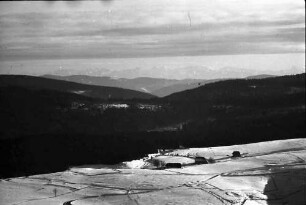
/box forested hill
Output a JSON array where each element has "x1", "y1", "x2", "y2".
[
  {"x1": 0, "y1": 73, "x2": 304, "y2": 178},
  {"x1": 0, "y1": 75, "x2": 155, "y2": 100},
  {"x1": 163, "y1": 73, "x2": 305, "y2": 106},
  {"x1": 157, "y1": 73, "x2": 305, "y2": 147}
]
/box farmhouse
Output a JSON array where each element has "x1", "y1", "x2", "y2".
[
  {"x1": 232, "y1": 151, "x2": 241, "y2": 158},
  {"x1": 195, "y1": 157, "x2": 208, "y2": 164},
  {"x1": 165, "y1": 163, "x2": 182, "y2": 168}
]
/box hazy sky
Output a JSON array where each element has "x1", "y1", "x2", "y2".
[{"x1": 0, "y1": 0, "x2": 305, "y2": 78}]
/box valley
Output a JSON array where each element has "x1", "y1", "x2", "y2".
[{"x1": 0, "y1": 74, "x2": 304, "y2": 179}]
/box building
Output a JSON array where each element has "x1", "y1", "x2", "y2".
[
  {"x1": 165, "y1": 163, "x2": 182, "y2": 168},
  {"x1": 232, "y1": 151, "x2": 241, "y2": 158},
  {"x1": 195, "y1": 157, "x2": 208, "y2": 164}
]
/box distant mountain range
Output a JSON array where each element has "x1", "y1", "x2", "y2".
[
  {"x1": 42, "y1": 74, "x2": 209, "y2": 97},
  {"x1": 0, "y1": 75, "x2": 155, "y2": 100},
  {"x1": 42, "y1": 74, "x2": 277, "y2": 97},
  {"x1": 48, "y1": 65, "x2": 303, "y2": 80}
]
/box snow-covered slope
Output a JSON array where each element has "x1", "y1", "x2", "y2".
[{"x1": 1, "y1": 139, "x2": 305, "y2": 205}]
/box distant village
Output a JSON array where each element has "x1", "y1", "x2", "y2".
[{"x1": 58, "y1": 101, "x2": 162, "y2": 114}]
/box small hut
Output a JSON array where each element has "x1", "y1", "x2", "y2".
[
  {"x1": 195, "y1": 157, "x2": 208, "y2": 164},
  {"x1": 232, "y1": 151, "x2": 241, "y2": 158},
  {"x1": 165, "y1": 163, "x2": 182, "y2": 168},
  {"x1": 157, "y1": 149, "x2": 165, "y2": 155}
]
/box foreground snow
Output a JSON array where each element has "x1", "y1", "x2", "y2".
[{"x1": 1, "y1": 139, "x2": 305, "y2": 205}]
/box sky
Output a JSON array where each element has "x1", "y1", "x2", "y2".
[{"x1": 0, "y1": 0, "x2": 305, "y2": 78}]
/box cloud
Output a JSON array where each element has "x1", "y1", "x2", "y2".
[{"x1": 0, "y1": 0, "x2": 304, "y2": 60}]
